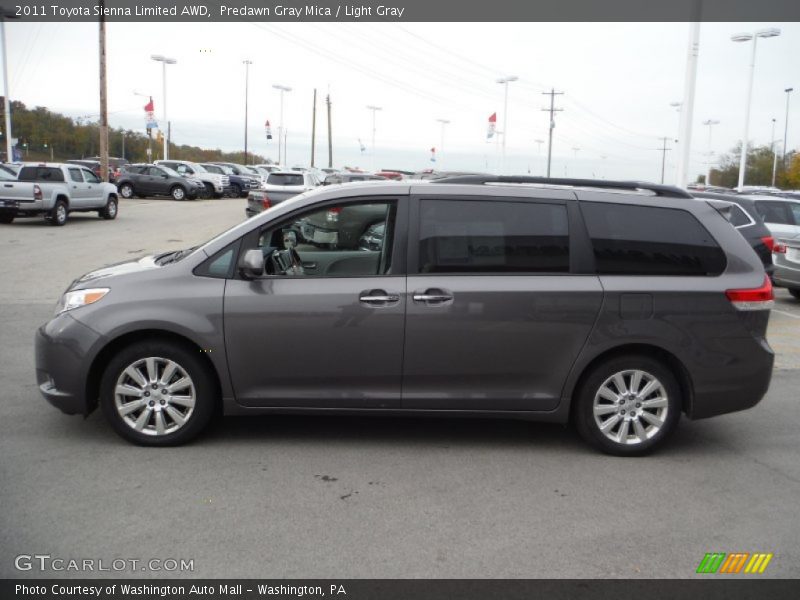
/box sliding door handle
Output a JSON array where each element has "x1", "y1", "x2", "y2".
[{"x1": 412, "y1": 288, "x2": 454, "y2": 304}]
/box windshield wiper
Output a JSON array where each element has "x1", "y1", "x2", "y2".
[{"x1": 156, "y1": 246, "x2": 197, "y2": 266}]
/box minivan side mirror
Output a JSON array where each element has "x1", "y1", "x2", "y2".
[{"x1": 239, "y1": 249, "x2": 264, "y2": 279}]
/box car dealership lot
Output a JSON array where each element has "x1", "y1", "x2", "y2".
[{"x1": 2, "y1": 197, "x2": 800, "y2": 578}]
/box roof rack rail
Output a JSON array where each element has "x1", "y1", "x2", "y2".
[{"x1": 429, "y1": 175, "x2": 693, "y2": 199}]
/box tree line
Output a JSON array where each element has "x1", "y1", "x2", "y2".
[
  {"x1": 0, "y1": 98, "x2": 269, "y2": 165},
  {"x1": 707, "y1": 142, "x2": 798, "y2": 189}
]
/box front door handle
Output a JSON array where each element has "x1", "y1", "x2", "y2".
[
  {"x1": 412, "y1": 288, "x2": 454, "y2": 305},
  {"x1": 359, "y1": 289, "x2": 400, "y2": 306}
]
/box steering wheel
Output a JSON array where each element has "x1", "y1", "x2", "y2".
[{"x1": 269, "y1": 248, "x2": 305, "y2": 276}]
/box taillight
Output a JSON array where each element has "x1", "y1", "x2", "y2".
[
  {"x1": 725, "y1": 276, "x2": 774, "y2": 311},
  {"x1": 326, "y1": 206, "x2": 342, "y2": 222},
  {"x1": 33, "y1": 184, "x2": 42, "y2": 201},
  {"x1": 773, "y1": 242, "x2": 787, "y2": 254},
  {"x1": 761, "y1": 236, "x2": 775, "y2": 252},
  {"x1": 261, "y1": 195, "x2": 271, "y2": 209}
]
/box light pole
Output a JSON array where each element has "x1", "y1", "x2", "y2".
[
  {"x1": 436, "y1": 118, "x2": 449, "y2": 169},
  {"x1": 770, "y1": 118, "x2": 780, "y2": 187},
  {"x1": 731, "y1": 28, "x2": 781, "y2": 190},
  {"x1": 366, "y1": 105, "x2": 382, "y2": 172},
  {"x1": 784, "y1": 87, "x2": 794, "y2": 171},
  {"x1": 669, "y1": 102, "x2": 682, "y2": 183},
  {"x1": 497, "y1": 75, "x2": 518, "y2": 174},
  {"x1": 272, "y1": 84, "x2": 292, "y2": 165},
  {"x1": 702, "y1": 119, "x2": 719, "y2": 186},
  {"x1": 535, "y1": 138, "x2": 544, "y2": 175},
  {"x1": 242, "y1": 60, "x2": 252, "y2": 164},
  {"x1": 151, "y1": 54, "x2": 176, "y2": 160},
  {"x1": 571, "y1": 147, "x2": 580, "y2": 177}
]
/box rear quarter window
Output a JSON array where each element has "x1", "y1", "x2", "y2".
[
  {"x1": 268, "y1": 173, "x2": 304, "y2": 186},
  {"x1": 581, "y1": 202, "x2": 727, "y2": 276}
]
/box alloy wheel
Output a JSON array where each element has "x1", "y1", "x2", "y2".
[
  {"x1": 592, "y1": 369, "x2": 669, "y2": 445},
  {"x1": 114, "y1": 356, "x2": 196, "y2": 436}
]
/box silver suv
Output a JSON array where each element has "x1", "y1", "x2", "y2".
[{"x1": 35, "y1": 176, "x2": 774, "y2": 455}]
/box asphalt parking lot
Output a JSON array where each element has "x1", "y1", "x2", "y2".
[{"x1": 1, "y1": 196, "x2": 800, "y2": 579}]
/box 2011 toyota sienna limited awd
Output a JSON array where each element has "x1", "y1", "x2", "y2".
[{"x1": 35, "y1": 176, "x2": 775, "y2": 455}]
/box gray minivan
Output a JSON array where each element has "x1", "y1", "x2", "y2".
[{"x1": 35, "y1": 176, "x2": 775, "y2": 455}]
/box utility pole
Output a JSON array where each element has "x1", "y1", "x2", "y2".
[
  {"x1": 541, "y1": 88, "x2": 564, "y2": 178},
  {"x1": 1, "y1": 12, "x2": 14, "y2": 163},
  {"x1": 326, "y1": 93, "x2": 333, "y2": 168},
  {"x1": 784, "y1": 87, "x2": 794, "y2": 171},
  {"x1": 243, "y1": 60, "x2": 252, "y2": 164},
  {"x1": 97, "y1": 0, "x2": 109, "y2": 181},
  {"x1": 366, "y1": 105, "x2": 382, "y2": 172},
  {"x1": 659, "y1": 137, "x2": 672, "y2": 184},
  {"x1": 702, "y1": 119, "x2": 719, "y2": 185},
  {"x1": 771, "y1": 118, "x2": 779, "y2": 187},
  {"x1": 311, "y1": 88, "x2": 317, "y2": 167}
]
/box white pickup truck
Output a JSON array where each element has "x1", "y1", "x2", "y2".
[
  {"x1": 0, "y1": 163, "x2": 119, "y2": 226},
  {"x1": 245, "y1": 170, "x2": 321, "y2": 218}
]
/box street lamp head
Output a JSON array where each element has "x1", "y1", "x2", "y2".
[
  {"x1": 151, "y1": 55, "x2": 176, "y2": 64},
  {"x1": 366, "y1": 105, "x2": 382, "y2": 111},
  {"x1": 756, "y1": 28, "x2": 781, "y2": 38},
  {"x1": 731, "y1": 33, "x2": 754, "y2": 42},
  {"x1": 786, "y1": 87, "x2": 795, "y2": 93},
  {"x1": 437, "y1": 118, "x2": 450, "y2": 125},
  {"x1": 150, "y1": 54, "x2": 164, "y2": 61},
  {"x1": 497, "y1": 76, "x2": 518, "y2": 84},
  {"x1": 272, "y1": 84, "x2": 292, "y2": 92},
  {"x1": 243, "y1": 59, "x2": 253, "y2": 65},
  {"x1": 703, "y1": 119, "x2": 720, "y2": 126}
]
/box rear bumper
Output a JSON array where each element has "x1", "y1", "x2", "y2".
[
  {"x1": 687, "y1": 335, "x2": 774, "y2": 420},
  {"x1": 35, "y1": 313, "x2": 104, "y2": 415},
  {"x1": 772, "y1": 261, "x2": 800, "y2": 290}
]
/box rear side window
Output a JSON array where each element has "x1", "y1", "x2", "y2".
[
  {"x1": 68, "y1": 168, "x2": 83, "y2": 183},
  {"x1": 754, "y1": 201, "x2": 796, "y2": 225},
  {"x1": 18, "y1": 167, "x2": 65, "y2": 182},
  {"x1": 418, "y1": 199, "x2": 570, "y2": 274},
  {"x1": 268, "y1": 173, "x2": 304, "y2": 186},
  {"x1": 581, "y1": 203, "x2": 726, "y2": 276},
  {"x1": 729, "y1": 205, "x2": 753, "y2": 228}
]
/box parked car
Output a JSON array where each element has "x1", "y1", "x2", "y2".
[
  {"x1": 745, "y1": 195, "x2": 800, "y2": 241},
  {"x1": 298, "y1": 202, "x2": 388, "y2": 249},
  {"x1": 201, "y1": 163, "x2": 257, "y2": 198},
  {"x1": 155, "y1": 160, "x2": 230, "y2": 199},
  {"x1": 116, "y1": 164, "x2": 205, "y2": 201},
  {"x1": 35, "y1": 175, "x2": 774, "y2": 454},
  {"x1": 245, "y1": 170, "x2": 321, "y2": 217},
  {"x1": 210, "y1": 162, "x2": 262, "y2": 196},
  {"x1": 771, "y1": 238, "x2": 800, "y2": 300},
  {"x1": 66, "y1": 159, "x2": 116, "y2": 183},
  {"x1": 0, "y1": 163, "x2": 118, "y2": 225},
  {"x1": 255, "y1": 164, "x2": 282, "y2": 174},
  {"x1": 691, "y1": 192, "x2": 775, "y2": 274},
  {"x1": 323, "y1": 172, "x2": 387, "y2": 185}
]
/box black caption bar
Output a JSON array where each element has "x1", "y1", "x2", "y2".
[
  {"x1": 3, "y1": 579, "x2": 800, "y2": 600},
  {"x1": 2, "y1": 0, "x2": 800, "y2": 22}
]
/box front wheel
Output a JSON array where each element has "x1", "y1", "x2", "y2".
[
  {"x1": 574, "y1": 355, "x2": 681, "y2": 456},
  {"x1": 788, "y1": 288, "x2": 800, "y2": 301},
  {"x1": 230, "y1": 183, "x2": 242, "y2": 198},
  {"x1": 100, "y1": 341, "x2": 217, "y2": 446},
  {"x1": 99, "y1": 196, "x2": 118, "y2": 220},
  {"x1": 171, "y1": 186, "x2": 186, "y2": 201}
]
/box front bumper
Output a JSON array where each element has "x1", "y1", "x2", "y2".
[{"x1": 35, "y1": 313, "x2": 104, "y2": 415}]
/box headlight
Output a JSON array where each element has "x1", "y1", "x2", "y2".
[{"x1": 56, "y1": 288, "x2": 110, "y2": 314}]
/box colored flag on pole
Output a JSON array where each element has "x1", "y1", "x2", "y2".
[
  {"x1": 487, "y1": 112, "x2": 497, "y2": 139},
  {"x1": 144, "y1": 97, "x2": 158, "y2": 130},
  {"x1": 265, "y1": 120, "x2": 273, "y2": 140},
  {"x1": 430, "y1": 147, "x2": 436, "y2": 162}
]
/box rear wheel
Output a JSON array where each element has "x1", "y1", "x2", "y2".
[
  {"x1": 49, "y1": 199, "x2": 68, "y2": 226},
  {"x1": 574, "y1": 355, "x2": 681, "y2": 456},
  {"x1": 0, "y1": 214, "x2": 13, "y2": 224},
  {"x1": 100, "y1": 341, "x2": 217, "y2": 446},
  {"x1": 99, "y1": 196, "x2": 118, "y2": 220},
  {"x1": 788, "y1": 288, "x2": 800, "y2": 300},
  {"x1": 230, "y1": 183, "x2": 242, "y2": 198},
  {"x1": 119, "y1": 183, "x2": 134, "y2": 199}
]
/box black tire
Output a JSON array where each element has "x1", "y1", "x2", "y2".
[
  {"x1": 573, "y1": 355, "x2": 681, "y2": 456},
  {"x1": 230, "y1": 183, "x2": 242, "y2": 198},
  {"x1": 788, "y1": 288, "x2": 800, "y2": 300},
  {"x1": 49, "y1": 199, "x2": 68, "y2": 226},
  {"x1": 171, "y1": 185, "x2": 187, "y2": 201},
  {"x1": 118, "y1": 183, "x2": 134, "y2": 199},
  {"x1": 203, "y1": 183, "x2": 214, "y2": 199},
  {"x1": 99, "y1": 340, "x2": 217, "y2": 446},
  {"x1": 99, "y1": 196, "x2": 118, "y2": 220},
  {"x1": 0, "y1": 214, "x2": 13, "y2": 224}
]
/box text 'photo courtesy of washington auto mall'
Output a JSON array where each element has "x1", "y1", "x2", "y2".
[{"x1": 2, "y1": 0, "x2": 800, "y2": 598}]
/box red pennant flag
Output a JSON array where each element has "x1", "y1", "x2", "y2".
[
  {"x1": 487, "y1": 112, "x2": 497, "y2": 139},
  {"x1": 144, "y1": 97, "x2": 154, "y2": 112}
]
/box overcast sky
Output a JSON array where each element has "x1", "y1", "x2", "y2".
[{"x1": 4, "y1": 21, "x2": 799, "y2": 181}]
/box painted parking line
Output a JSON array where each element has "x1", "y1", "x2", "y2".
[{"x1": 773, "y1": 309, "x2": 800, "y2": 320}]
